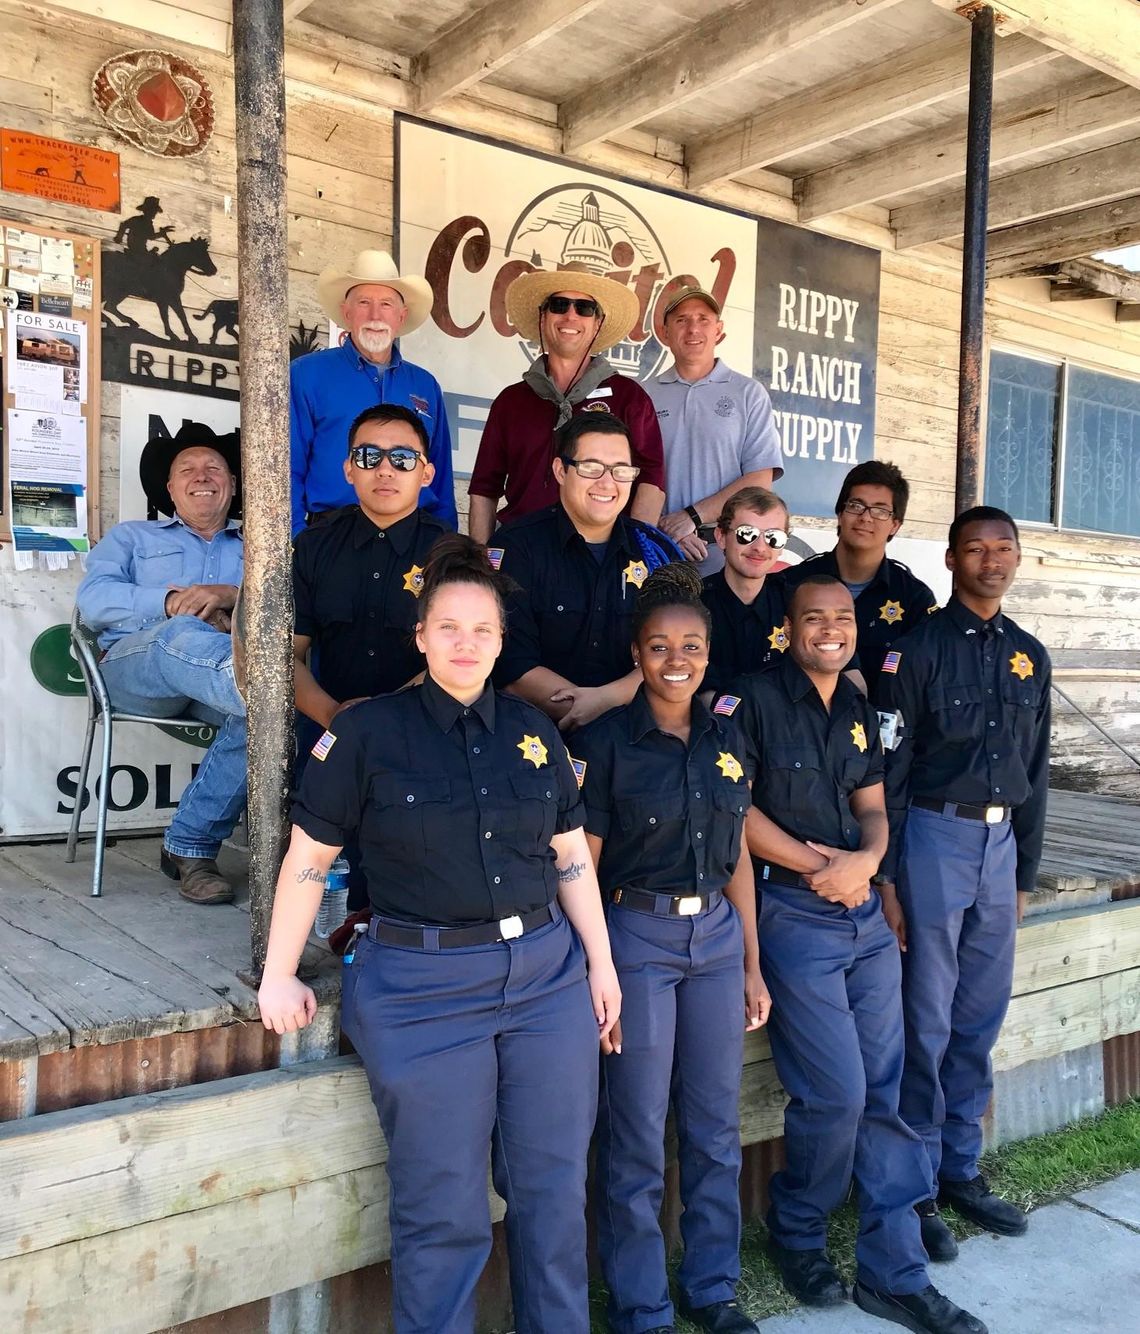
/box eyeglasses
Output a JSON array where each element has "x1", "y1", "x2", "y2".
[
  {"x1": 560, "y1": 456, "x2": 641, "y2": 483},
  {"x1": 543, "y1": 297, "x2": 601, "y2": 318},
  {"x1": 842, "y1": 498, "x2": 895, "y2": 522},
  {"x1": 348, "y1": 444, "x2": 425, "y2": 471},
  {"x1": 733, "y1": 525, "x2": 788, "y2": 550}
]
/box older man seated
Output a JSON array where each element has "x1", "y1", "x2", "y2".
[{"x1": 77, "y1": 423, "x2": 246, "y2": 904}]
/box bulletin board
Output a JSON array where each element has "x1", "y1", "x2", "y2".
[{"x1": 1, "y1": 219, "x2": 101, "y2": 549}]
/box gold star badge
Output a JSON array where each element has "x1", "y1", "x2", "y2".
[
  {"x1": 851, "y1": 722, "x2": 868, "y2": 753},
  {"x1": 402, "y1": 564, "x2": 425, "y2": 597},
  {"x1": 768, "y1": 625, "x2": 789, "y2": 652},
  {"x1": 518, "y1": 734, "x2": 548, "y2": 768},
  {"x1": 622, "y1": 560, "x2": 649, "y2": 591},
  {"x1": 879, "y1": 599, "x2": 904, "y2": 625},
  {"x1": 716, "y1": 751, "x2": 744, "y2": 782},
  {"x1": 1010, "y1": 652, "x2": 1034, "y2": 681}
]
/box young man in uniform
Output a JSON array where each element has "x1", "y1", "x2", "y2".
[
  {"x1": 494, "y1": 413, "x2": 679, "y2": 732},
  {"x1": 784, "y1": 461, "x2": 936, "y2": 699},
  {"x1": 717, "y1": 576, "x2": 986, "y2": 1334},
  {"x1": 876, "y1": 506, "x2": 1050, "y2": 1256}
]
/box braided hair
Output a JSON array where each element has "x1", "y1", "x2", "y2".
[
  {"x1": 631, "y1": 561, "x2": 711, "y2": 641},
  {"x1": 419, "y1": 533, "x2": 517, "y2": 628}
]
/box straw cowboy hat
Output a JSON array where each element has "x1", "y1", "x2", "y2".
[
  {"x1": 506, "y1": 270, "x2": 640, "y2": 354},
  {"x1": 139, "y1": 421, "x2": 242, "y2": 519},
  {"x1": 316, "y1": 250, "x2": 434, "y2": 334}
]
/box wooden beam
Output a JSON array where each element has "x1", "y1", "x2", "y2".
[
  {"x1": 987, "y1": 195, "x2": 1140, "y2": 277},
  {"x1": 893, "y1": 137, "x2": 1140, "y2": 249},
  {"x1": 687, "y1": 30, "x2": 1052, "y2": 191},
  {"x1": 414, "y1": 0, "x2": 603, "y2": 110},
  {"x1": 283, "y1": 0, "x2": 317, "y2": 20},
  {"x1": 1047, "y1": 259, "x2": 1140, "y2": 303},
  {"x1": 559, "y1": 0, "x2": 903, "y2": 154},
  {"x1": 798, "y1": 71, "x2": 1139, "y2": 221}
]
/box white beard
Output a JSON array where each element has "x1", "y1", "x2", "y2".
[{"x1": 356, "y1": 326, "x2": 393, "y2": 358}]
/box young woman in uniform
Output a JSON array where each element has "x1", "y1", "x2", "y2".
[
  {"x1": 573, "y1": 562, "x2": 771, "y2": 1334},
  {"x1": 257, "y1": 534, "x2": 621, "y2": 1334}
]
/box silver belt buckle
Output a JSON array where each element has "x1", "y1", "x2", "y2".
[
  {"x1": 498, "y1": 914, "x2": 524, "y2": 940},
  {"x1": 676, "y1": 896, "x2": 703, "y2": 916},
  {"x1": 985, "y1": 805, "x2": 1005, "y2": 824}
]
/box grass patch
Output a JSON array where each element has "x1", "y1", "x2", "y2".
[{"x1": 587, "y1": 1099, "x2": 1140, "y2": 1331}]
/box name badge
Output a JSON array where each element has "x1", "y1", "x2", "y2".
[{"x1": 586, "y1": 387, "x2": 613, "y2": 399}]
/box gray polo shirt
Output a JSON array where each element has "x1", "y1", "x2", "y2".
[{"x1": 648, "y1": 359, "x2": 783, "y2": 574}]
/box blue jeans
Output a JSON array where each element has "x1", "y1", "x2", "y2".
[{"x1": 100, "y1": 616, "x2": 247, "y2": 859}]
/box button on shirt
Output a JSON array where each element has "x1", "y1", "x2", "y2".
[
  {"x1": 783, "y1": 550, "x2": 938, "y2": 701},
  {"x1": 724, "y1": 655, "x2": 885, "y2": 857},
  {"x1": 701, "y1": 569, "x2": 790, "y2": 697},
  {"x1": 289, "y1": 339, "x2": 457, "y2": 536},
  {"x1": 876, "y1": 598, "x2": 1051, "y2": 890},
  {"x1": 291, "y1": 676, "x2": 584, "y2": 925},
  {"x1": 292, "y1": 505, "x2": 448, "y2": 703},
  {"x1": 494, "y1": 504, "x2": 677, "y2": 688},
  {"x1": 575, "y1": 689, "x2": 751, "y2": 894},
  {"x1": 78, "y1": 516, "x2": 244, "y2": 650}
]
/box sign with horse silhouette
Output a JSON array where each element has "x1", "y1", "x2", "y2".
[{"x1": 100, "y1": 196, "x2": 240, "y2": 399}]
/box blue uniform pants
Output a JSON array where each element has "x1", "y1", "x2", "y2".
[
  {"x1": 341, "y1": 911, "x2": 599, "y2": 1334},
  {"x1": 896, "y1": 805, "x2": 1018, "y2": 1185},
  {"x1": 597, "y1": 894, "x2": 745, "y2": 1334},
  {"x1": 760, "y1": 885, "x2": 930, "y2": 1296}
]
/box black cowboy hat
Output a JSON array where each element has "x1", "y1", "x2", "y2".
[{"x1": 139, "y1": 422, "x2": 242, "y2": 519}]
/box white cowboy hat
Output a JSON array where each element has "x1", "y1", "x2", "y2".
[
  {"x1": 316, "y1": 250, "x2": 434, "y2": 334},
  {"x1": 506, "y1": 270, "x2": 640, "y2": 354}
]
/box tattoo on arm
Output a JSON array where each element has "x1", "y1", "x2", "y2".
[
  {"x1": 295, "y1": 866, "x2": 327, "y2": 887},
  {"x1": 556, "y1": 860, "x2": 586, "y2": 884}
]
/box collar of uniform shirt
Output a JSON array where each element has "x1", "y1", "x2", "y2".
[
  {"x1": 944, "y1": 595, "x2": 1005, "y2": 637},
  {"x1": 776, "y1": 652, "x2": 862, "y2": 709},
  {"x1": 339, "y1": 335, "x2": 405, "y2": 375},
  {"x1": 654, "y1": 359, "x2": 733, "y2": 387},
  {"x1": 625, "y1": 684, "x2": 717, "y2": 744},
  {"x1": 554, "y1": 501, "x2": 640, "y2": 558},
  {"x1": 420, "y1": 672, "x2": 497, "y2": 733},
  {"x1": 349, "y1": 504, "x2": 422, "y2": 553}
]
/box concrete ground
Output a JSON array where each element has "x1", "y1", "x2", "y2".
[{"x1": 756, "y1": 1170, "x2": 1140, "y2": 1334}]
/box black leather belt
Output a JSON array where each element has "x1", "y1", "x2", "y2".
[
  {"x1": 912, "y1": 797, "x2": 1011, "y2": 824},
  {"x1": 368, "y1": 903, "x2": 555, "y2": 949},
  {"x1": 756, "y1": 861, "x2": 806, "y2": 887},
  {"x1": 611, "y1": 887, "x2": 721, "y2": 916}
]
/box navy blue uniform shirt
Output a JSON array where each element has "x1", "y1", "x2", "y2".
[
  {"x1": 700, "y1": 568, "x2": 790, "y2": 697},
  {"x1": 493, "y1": 503, "x2": 679, "y2": 688},
  {"x1": 876, "y1": 597, "x2": 1051, "y2": 890},
  {"x1": 783, "y1": 549, "x2": 937, "y2": 701},
  {"x1": 292, "y1": 505, "x2": 449, "y2": 704},
  {"x1": 718, "y1": 654, "x2": 885, "y2": 863},
  {"x1": 291, "y1": 675, "x2": 584, "y2": 924},
  {"x1": 574, "y1": 687, "x2": 751, "y2": 895}
]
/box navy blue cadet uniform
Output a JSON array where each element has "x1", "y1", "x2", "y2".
[
  {"x1": 492, "y1": 503, "x2": 679, "y2": 688},
  {"x1": 877, "y1": 599, "x2": 1051, "y2": 1188},
  {"x1": 291, "y1": 676, "x2": 600, "y2": 1334},
  {"x1": 721, "y1": 657, "x2": 931, "y2": 1296},
  {"x1": 784, "y1": 550, "x2": 937, "y2": 700},
  {"x1": 700, "y1": 568, "x2": 790, "y2": 696},
  {"x1": 576, "y1": 688, "x2": 752, "y2": 1334}
]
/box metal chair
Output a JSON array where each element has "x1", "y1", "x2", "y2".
[{"x1": 66, "y1": 607, "x2": 213, "y2": 897}]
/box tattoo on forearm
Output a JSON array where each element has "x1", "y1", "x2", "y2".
[
  {"x1": 557, "y1": 860, "x2": 586, "y2": 884},
  {"x1": 295, "y1": 867, "x2": 326, "y2": 886}
]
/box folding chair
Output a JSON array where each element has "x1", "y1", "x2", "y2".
[{"x1": 66, "y1": 606, "x2": 213, "y2": 897}]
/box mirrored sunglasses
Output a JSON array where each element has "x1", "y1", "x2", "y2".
[
  {"x1": 734, "y1": 524, "x2": 788, "y2": 550},
  {"x1": 560, "y1": 456, "x2": 641, "y2": 483},
  {"x1": 349, "y1": 445, "x2": 424, "y2": 471},
  {"x1": 543, "y1": 296, "x2": 601, "y2": 317}
]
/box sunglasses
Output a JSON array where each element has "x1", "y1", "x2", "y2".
[
  {"x1": 733, "y1": 525, "x2": 788, "y2": 550},
  {"x1": 348, "y1": 445, "x2": 425, "y2": 471},
  {"x1": 543, "y1": 296, "x2": 601, "y2": 317},
  {"x1": 560, "y1": 456, "x2": 641, "y2": 483}
]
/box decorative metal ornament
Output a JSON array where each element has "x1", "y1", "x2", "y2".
[{"x1": 92, "y1": 49, "x2": 215, "y2": 159}]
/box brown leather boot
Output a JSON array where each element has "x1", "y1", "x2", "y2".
[{"x1": 161, "y1": 849, "x2": 235, "y2": 905}]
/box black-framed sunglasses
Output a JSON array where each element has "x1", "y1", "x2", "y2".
[
  {"x1": 542, "y1": 296, "x2": 601, "y2": 317},
  {"x1": 733, "y1": 524, "x2": 788, "y2": 550},
  {"x1": 348, "y1": 444, "x2": 425, "y2": 471},
  {"x1": 559, "y1": 455, "x2": 641, "y2": 483}
]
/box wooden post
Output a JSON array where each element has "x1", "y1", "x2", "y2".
[{"x1": 232, "y1": 0, "x2": 293, "y2": 975}]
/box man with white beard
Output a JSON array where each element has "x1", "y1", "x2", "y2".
[{"x1": 289, "y1": 250, "x2": 457, "y2": 535}]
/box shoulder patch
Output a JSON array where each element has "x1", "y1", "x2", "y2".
[
  {"x1": 486, "y1": 547, "x2": 504, "y2": 570},
  {"x1": 713, "y1": 694, "x2": 741, "y2": 717},
  {"x1": 881, "y1": 650, "x2": 901, "y2": 675},
  {"x1": 311, "y1": 730, "x2": 337, "y2": 761},
  {"x1": 566, "y1": 749, "x2": 587, "y2": 789}
]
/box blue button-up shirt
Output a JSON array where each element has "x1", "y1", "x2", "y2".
[
  {"x1": 78, "y1": 516, "x2": 245, "y2": 650},
  {"x1": 289, "y1": 338, "x2": 457, "y2": 536}
]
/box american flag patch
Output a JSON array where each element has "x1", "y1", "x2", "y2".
[
  {"x1": 410, "y1": 394, "x2": 430, "y2": 416},
  {"x1": 713, "y1": 694, "x2": 741, "y2": 717},
  {"x1": 569, "y1": 756, "x2": 587, "y2": 789},
  {"x1": 881, "y1": 651, "x2": 902, "y2": 675},
  {"x1": 311, "y1": 729, "x2": 337, "y2": 761},
  {"x1": 486, "y1": 547, "x2": 504, "y2": 570}
]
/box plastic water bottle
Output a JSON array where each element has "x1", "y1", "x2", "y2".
[{"x1": 315, "y1": 856, "x2": 350, "y2": 939}]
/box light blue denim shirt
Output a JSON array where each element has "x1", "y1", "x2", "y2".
[{"x1": 78, "y1": 516, "x2": 244, "y2": 649}]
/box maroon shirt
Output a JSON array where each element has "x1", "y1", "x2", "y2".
[{"x1": 468, "y1": 373, "x2": 666, "y2": 528}]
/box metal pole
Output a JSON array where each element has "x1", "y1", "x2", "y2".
[
  {"x1": 955, "y1": 3, "x2": 995, "y2": 514},
  {"x1": 233, "y1": 0, "x2": 293, "y2": 975}
]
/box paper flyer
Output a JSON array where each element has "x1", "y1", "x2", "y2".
[
  {"x1": 6, "y1": 308, "x2": 87, "y2": 410},
  {"x1": 9, "y1": 478, "x2": 88, "y2": 552}
]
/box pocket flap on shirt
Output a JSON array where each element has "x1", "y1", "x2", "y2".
[
  {"x1": 374, "y1": 774, "x2": 451, "y2": 806},
  {"x1": 509, "y1": 770, "x2": 557, "y2": 801},
  {"x1": 765, "y1": 744, "x2": 820, "y2": 773},
  {"x1": 929, "y1": 684, "x2": 983, "y2": 710}
]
